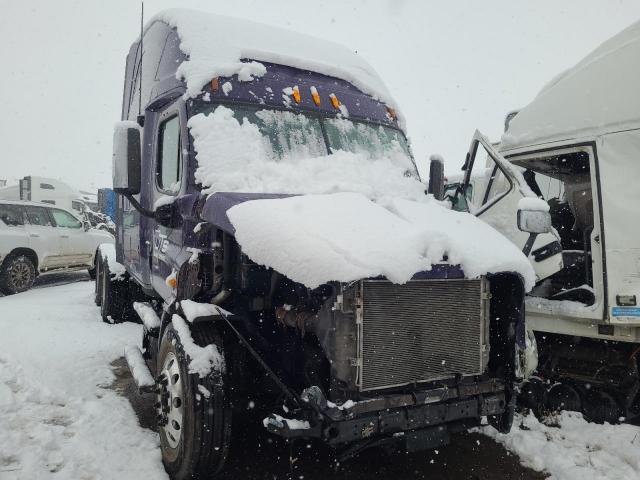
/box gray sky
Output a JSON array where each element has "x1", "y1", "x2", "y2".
[{"x1": 1, "y1": 0, "x2": 639, "y2": 190}]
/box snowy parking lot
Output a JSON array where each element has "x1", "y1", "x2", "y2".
[{"x1": 0, "y1": 275, "x2": 638, "y2": 479}]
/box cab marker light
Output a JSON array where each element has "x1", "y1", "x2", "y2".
[
  {"x1": 292, "y1": 85, "x2": 301, "y2": 103},
  {"x1": 386, "y1": 105, "x2": 397, "y2": 121},
  {"x1": 329, "y1": 93, "x2": 341, "y2": 110},
  {"x1": 211, "y1": 77, "x2": 219, "y2": 94},
  {"x1": 310, "y1": 86, "x2": 321, "y2": 106}
]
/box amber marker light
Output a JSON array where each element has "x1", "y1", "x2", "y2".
[
  {"x1": 167, "y1": 277, "x2": 177, "y2": 289},
  {"x1": 310, "y1": 86, "x2": 321, "y2": 106},
  {"x1": 386, "y1": 105, "x2": 397, "y2": 121},
  {"x1": 211, "y1": 77, "x2": 219, "y2": 94},
  {"x1": 329, "y1": 93, "x2": 341, "y2": 109},
  {"x1": 292, "y1": 85, "x2": 301, "y2": 103}
]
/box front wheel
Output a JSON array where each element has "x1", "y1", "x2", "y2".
[
  {"x1": 0, "y1": 254, "x2": 36, "y2": 295},
  {"x1": 157, "y1": 321, "x2": 231, "y2": 479}
]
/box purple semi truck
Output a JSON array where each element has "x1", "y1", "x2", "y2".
[{"x1": 99, "y1": 9, "x2": 531, "y2": 479}]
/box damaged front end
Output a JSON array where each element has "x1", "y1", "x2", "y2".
[{"x1": 258, "y1": 270, "x2": 524, "y2": 457}]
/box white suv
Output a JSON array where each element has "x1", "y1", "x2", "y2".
[{"x1": 0, "y1": 200, "x2": 114, "y2": 294}]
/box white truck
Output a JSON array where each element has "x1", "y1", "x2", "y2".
[
  {"x1": 0, "y1": 200, "x2": 113, "y2": 294},
  {"x1": 450, "y1": 20, "x2": 640, "y2": 423}
]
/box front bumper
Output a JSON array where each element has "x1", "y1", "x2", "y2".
[{"x1": 263, "y1": 379, "x2": 506, "y2": 447}]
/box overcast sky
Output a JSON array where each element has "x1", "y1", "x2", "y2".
[{"x1": 1, "y1": 0, "x2": 639, "y2": 190}]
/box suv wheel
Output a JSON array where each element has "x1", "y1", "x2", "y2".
[
  {"x1": 0, "y1": 254, "x2": 36, "y2": 295},
  {"x1": 158, "y1": 321, "x2": 231, "y2": 479}
]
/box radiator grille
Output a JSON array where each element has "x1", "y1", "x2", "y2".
[{"x1": 359, "y1": 278, "x2": 487, "y2": 391}]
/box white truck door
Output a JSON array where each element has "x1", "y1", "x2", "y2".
[
  {"x1": 49, "y1": 208, "x2": 93, "y2": 267},
  {"x1": 452, "y1": 131, "x2": 563, "y2": 283},
  {"x1": 23, "y1": 205, "x2": 64, "y2": 269}
]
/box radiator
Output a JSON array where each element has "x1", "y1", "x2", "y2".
[{"x1": 356, "y1": 278, "x2": 489, "y2": 391}]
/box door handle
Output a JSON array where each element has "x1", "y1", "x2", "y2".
[
  {"x1": 29, "y1": 233, "x2": 40, "y2": 238},
  {"x1": 60, "y1": 235, "x2": 69, "y2": 238}
]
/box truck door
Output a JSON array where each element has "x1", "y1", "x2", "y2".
[
  {"x1": 453, "y1": 131, "x2": 563, "y2": 283},
  {"x1": 49, "y1": 208, "x2": 93, "y2": 266},
  {"x1": 149, "y1": 104, "x2": 187, "y2": 300}
]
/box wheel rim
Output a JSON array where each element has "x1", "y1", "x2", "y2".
[
  {"x1": 158, "y1": 352, "x2": 184, "y2": 449},
  {"x1": 10, "y1": 261, "x2": 31, "y2": 290}
]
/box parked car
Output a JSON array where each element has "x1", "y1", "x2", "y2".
[{"x1": 0, "y1": 200, "x2": 114, "y2": 294}]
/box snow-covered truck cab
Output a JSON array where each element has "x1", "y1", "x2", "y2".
[
  {"x1": 103, "y1": 9, "x2": 534, "y2": 478},
  {"x1": 467, "y1": 21, "x2": 640, "y2": 422}
]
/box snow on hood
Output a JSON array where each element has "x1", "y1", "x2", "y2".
[
  {"x1": 227, "y1": 192, "x2": 535, "y2": 290},
  {"x1": 155, "y1": 8, "x2": 397, "y2": 108}
]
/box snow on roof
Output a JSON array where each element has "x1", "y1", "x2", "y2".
[
  {"x1": 227, "y1": 192, "x2": 536, "y2": 291},
  {"x1": 155, "y1": 9, "x2": 397, "y2": 108},
  {"x1": 501, "y1": 20, "x2": 640, "y2": 150}
]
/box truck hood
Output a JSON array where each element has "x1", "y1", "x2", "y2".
[
  {"x1": 201, "y1": 192, "x2": 297, "y2": 235},
  {"x1": 201, "y1": 191, "x2": 535, "y2": 291}
]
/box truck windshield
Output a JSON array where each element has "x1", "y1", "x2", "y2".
[
  {"x1": 324, "y1": 117, "x2": 412, "y2": 161},
  {"x1": 189, "y1": 103, "x2": 414, "y2": 169}
]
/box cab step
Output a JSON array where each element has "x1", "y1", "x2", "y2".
[{"x1": 124, "y1": 345, "x2": 155, "y2": 393}]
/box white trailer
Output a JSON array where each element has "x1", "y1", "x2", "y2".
[
  {"x1": 473, "y1": 20, "x2": 640, "y2": 422},
  {"x1": 0, "y1": 176, "x2": 88, "y2": 216}
]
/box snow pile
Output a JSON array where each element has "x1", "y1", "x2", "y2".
[
  {"x1": 180, "y1": 299, "x2": 231, "y2": 322},
  {"x1": 228, "y1": 192, "x2": 536, "y2": 290},
  {"x1": 188, "y1": 105, "x2": 423, "y2": 203},
  {"x1": 155, "y1": 8, "x2": 396, "y2": 108},
  {"x1": 171, "y1": 314, "x2": 225, "y2": 376},
  {"x1": 526, "y1": 296, "x2": 596, "y2": 317},
  {"x1": 483, "y1": 412, "x2": 640, "y2": 480},
  {"x1": 99, "y1": 243, "x2": 126, "y2": 279},
  {"x1": 518, "y1": 196, "x2": 550, "y2": 212},
  {"x1": 0, "y1": 282, "x2": 167, "y2": 479},
  {"x1": 133, "y1": 302, "x2": 161, "y2": 330},
  {"x1": 263, "y1": 414, "x2": 311, "y2": 431},
  {"x1": 502, "y1": 20, "x2": 640, "y2": 149}
]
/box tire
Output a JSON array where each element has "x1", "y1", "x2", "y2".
[
  {"x1": 94, "y1": 255, "x2": 102, "y2": 306},
  {"x1": 157, "y1": 321, "x2": 231, "y2": 479},
  {"x1": 0, "y1": 254, "x2": 36, "y2": 295}
]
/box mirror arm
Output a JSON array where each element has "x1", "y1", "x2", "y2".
[
  {"x1": 522, "y1": 233, "x2": 538, "y2": 257},
  {"x1": 122, "y1": 192, "x2": 156, "y2": 219}
]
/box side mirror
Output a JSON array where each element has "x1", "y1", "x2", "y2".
[
  {"x1": 112, "y1": 121, "x2": 142, "y2": 195},
  {"x1": 427, "y1": 154, "x2": 445, "y2": 200},
  {"x1": 517, "y1": 209, "x2": 552, "y2": 234},
  {"x1": 83, "y1": 220, "x2": 91, "y2": 231}
]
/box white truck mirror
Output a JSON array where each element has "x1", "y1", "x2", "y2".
[
  {"x1": 112, "y1": 121, "x2": 142, "y2": 195},
  {"x1": 517, "y1": 209, "x2": 552, "y2": 234}
]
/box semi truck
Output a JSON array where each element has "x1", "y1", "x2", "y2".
[
  {"x1": 98, "y1": 9, "x2": 548, "y2": 478},
  {"x1": 449, "y1": 20, "x2": 640, "y2": 423}
]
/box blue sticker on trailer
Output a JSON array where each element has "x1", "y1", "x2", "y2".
[{"x1": 612, "y1": 307, "x2": 640, "y2": 317}]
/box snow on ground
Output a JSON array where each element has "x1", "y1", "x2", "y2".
[
  {"x1": 0, "y1": 281, "x2": 167, "y2": 479},
  {"x1": 482, "y1": 412, "x2": 640, "y2": 480}
]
